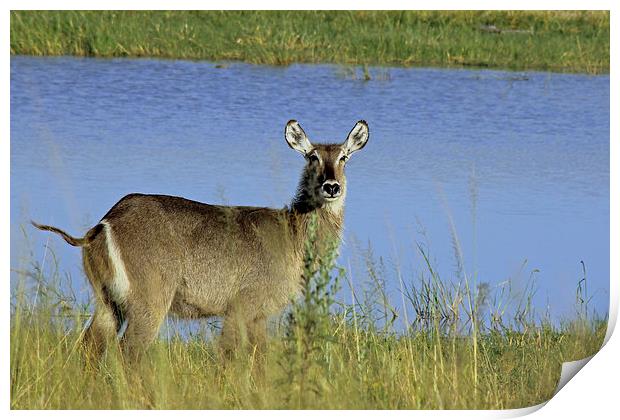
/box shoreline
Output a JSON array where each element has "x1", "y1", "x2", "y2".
[
  {"x1": 10, "y1": 54, "x2": 611, "y2": 78},
  {"x1": 10, "y1": 10, "x2": 610, "y2": 75}
]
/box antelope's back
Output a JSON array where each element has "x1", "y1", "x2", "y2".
[{"x1": 101, "y1": 193, "x2": 303, "y2": 314}]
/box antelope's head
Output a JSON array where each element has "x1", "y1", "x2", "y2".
[{"x1": 285, "y1": 120, "x2": 369, "y2": 213}]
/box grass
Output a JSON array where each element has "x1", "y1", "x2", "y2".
[
  {"x1": 10, "y1": 310, "x2": 605, "y2": 409},
  {"x1": 10, "y1": 219, "x2": 606, "y2": 410},
  {"x1": 10, "y1": 10, "x2": 610, "y2": 74}
]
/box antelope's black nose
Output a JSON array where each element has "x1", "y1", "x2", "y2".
[{"x1": 322, "y1": 181, "x2": 341, "y2": 197}]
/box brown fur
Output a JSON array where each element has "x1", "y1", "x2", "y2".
[{"x1": 32, "y1": 120, "x2": 369, "y2": 365}]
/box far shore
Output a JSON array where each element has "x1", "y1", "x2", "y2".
[{"x1": 10, "y1": 10, "x2": 610, "y2": 74}]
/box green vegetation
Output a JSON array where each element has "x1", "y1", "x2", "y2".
[
  {"x1": 10, "y1": 10, "x2": 609, "y2": 74},
  {"x1": 10, "y1": 220, "x2": 606, "y2": 409}
]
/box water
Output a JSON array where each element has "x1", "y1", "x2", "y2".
[{"x1": 10, "y1": 56, "x2": 610, "y2": 323}]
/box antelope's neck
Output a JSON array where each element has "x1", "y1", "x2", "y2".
[
  {"x1": 307, "y1": 205, "x2": 344, "y2": 242},
  {"x1": 287, "y1": 201, "x2": 345, "y2": 254}
]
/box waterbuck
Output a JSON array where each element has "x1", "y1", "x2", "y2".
[{"x1": 32, "y1": 120, "x2": 369, "y2": 364}]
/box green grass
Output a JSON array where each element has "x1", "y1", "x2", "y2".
[
  {"x1": 10, "y1": 225, "x2": 606, "y2": 410},
  {"x1": 10, "y1": 10, "x2": 610, "y2": 74},
  {"x1": 10, "y1": 309, "x2": 605, "y2": 409}
]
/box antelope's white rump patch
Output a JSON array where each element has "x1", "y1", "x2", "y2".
[{"x1": 101, "y1": 220, "x2": 130, "y2": 303}]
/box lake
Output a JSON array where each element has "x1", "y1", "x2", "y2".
[{"x1": 10, "y1": 56, "x2": 610, "y2": 325}]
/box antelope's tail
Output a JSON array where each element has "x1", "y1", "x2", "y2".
[{"x1": 31, "y1": 221, "x2": 101, "y2": 247}]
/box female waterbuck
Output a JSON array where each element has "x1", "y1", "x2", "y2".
[{"x1": 32, "y1": 120, "x2": 369, "y2": 364}]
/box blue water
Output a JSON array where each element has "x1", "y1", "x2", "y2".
[{"x1": 10, "y1": 56, "x2": 610, "y2": 324}]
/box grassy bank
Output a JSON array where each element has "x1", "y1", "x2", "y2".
[
  {"x1": 10, "y1": 231, "x2": 606, "y2": 410},
  {"x1": 10, "y1": 10, "x2": 609, "y2": 74},
  {"x1": 10, "y1": 308, "x2": 605, "y2": 409}
]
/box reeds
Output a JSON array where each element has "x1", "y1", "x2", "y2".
[{"x1": 10, "y1": 11, "x2": 610, "y2": 74}]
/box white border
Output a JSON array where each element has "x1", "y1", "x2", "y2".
[
  {"x1": 3, "y1": 1, "x2": 616, "y2": 10},
  {"x1": 4, "y1": 2, "x2": 617, "y2": 419}
]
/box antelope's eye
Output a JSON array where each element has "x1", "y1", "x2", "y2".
[
  {"x1": 308, "y1": 155, "x2": 319, "y2": 163},
  {"x1": 340, "y1": 156, "x2": 347, "y2": 163}
]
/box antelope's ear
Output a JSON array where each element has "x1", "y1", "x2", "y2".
[
  {"x1": 285, "y1": 120, "x2": 313, "y2": 155},
  {"x1": 343, "y1": 120, "x2": 369, "y2": 155}
]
